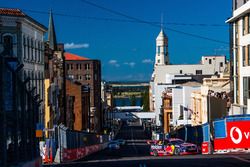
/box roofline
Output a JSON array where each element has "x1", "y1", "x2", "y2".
[
  {"x1": 0, "y1": 8, "x2": 47, "y2": 31},
  {"x1": 226, "y1": 2, "x2": 250, "y2": 23}
]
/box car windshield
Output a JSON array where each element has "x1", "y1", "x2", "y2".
[{"x1": 170, "y1": 140, "x2": 184, "y2": 145}]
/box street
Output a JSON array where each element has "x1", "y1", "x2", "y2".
[{"x1": 44, "y1": 120, "x2": 250, "y2": 167}]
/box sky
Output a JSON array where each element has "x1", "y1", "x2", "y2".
[{"x1": 1, "y1": 0, "x2": 232, "y2": 81}]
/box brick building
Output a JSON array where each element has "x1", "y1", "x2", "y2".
[
  {"x1": 66, "y1": 79, "x2": 90, "y2": 131},
  {"x1": 65, "y1": 52, "x2": 102, "y2": 133}
]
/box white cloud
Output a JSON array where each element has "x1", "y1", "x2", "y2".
[
  {"x1": 64, "y1": 42, "x2": 89, "y2": 49},
  {"x1": 108, "y1": 60, "x2": 120, "y2": 67},
  {"x1": 124, "y1": 62, "x2": 136, "y2": 68},
  {"x1": 109, "y1": 60, "x2": 117, "y2": 64},
  {"x1": 142, "y1": 59, "x2": 154, "y2": 64}
]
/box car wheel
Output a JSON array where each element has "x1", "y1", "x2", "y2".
[
  {"x1": 174, "y1": 148, "x2": 180, "y2": 155},
  {"x1": 153, "y1": 150, "x2": 158, "y2": 156}
]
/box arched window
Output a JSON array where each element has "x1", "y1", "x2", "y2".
[
  {"x1": 31, "y1": 38, "x2": 34, "y2": 61},
  {"x1": 27, "y1": 37, "x2": 30, "y2": 60},
  {"x1": 23, "y1": 35, "x2": 26, "y2": 59},
  {"x1": 2, "y1": 34, "x2": 13, "y2": 56}
]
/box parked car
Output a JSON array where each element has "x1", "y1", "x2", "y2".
[
  {"x1": 115, "y1": 139, "x2": 126, "y2": 146},
  {"x1": 150, "y1": 138, "x2": 199, "y2": 156},
  {"x1": 108, "y1": 141, "x2": 120, "y2": 150}
]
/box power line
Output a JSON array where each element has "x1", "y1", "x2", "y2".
[
  {"x1": 24, "y1": 8, "x2": 228, "y2": 27},
  {"x1": 80, "y1": 0, "x2": 230, "y2": 45}
]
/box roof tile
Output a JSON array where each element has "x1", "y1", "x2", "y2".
[
  {"x1": 65, "y1": 52, "x2": 89, "y2": 61},
  {"x1": 0, "y1": 8, "x2": 25, "y2": 16}
]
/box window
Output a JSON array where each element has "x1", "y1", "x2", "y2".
[
  {"x1": 71, "y1": 64, "x2": 73, "y2": 70},
  {"x1": 79, "y1": 64, "x2": 82, "y2": 70},
  {"x1": 76, "y1": 64, "x2": 79, "y2": 70},
  {"x1": 45, "y1": 63, "x2": 49, "y2": 70},
  {"x1": 248, "y1": 45, "x2": 250, "y2": 66},
  {"x1": 247, "y1": 14, "x2": 250, "y2": 33},
  {"x1": 35, "y1": 41, "x2": 38, "y2": 62},
  {"x1": 220, "y1": 62, "x2": 223, "y2": 67},
  {"x1": 209, "y1": 59, "x2": 212, "y2": 64},
  {"x1": 180, "y1": 70, "x2": 182, "y2": 74},
  {"x1": 243, "y1": 16, "x2": 246, "y2": 35},
  {"x1": 164, "y1": 46, "x2": 167, "y2": 55},
  {"x1": 243, "y1": 77, "x2": 250, "y2": 105},
  {"x1": 235, "y1": 47, "x2": 239, "y2": 75},
  {"x1": 85, "y1": 74, "x2": 91, "y2": 80},
  {"x1": 31, "y1": 39, "x2": 34, "y2": 61},
  {"x1": 85, "y1": 64, "x2": 90, "y2": 70},
  {"x1": 243, "y1": 46, "x2": 246, "y2": 66},
  {"x1": 157, "y1": 59, "x2": 160, "y2": 63},
  {"x1": 68, "y1": 75, "x2": 74, "y2": 79},
  {"x1": 3, "y1": 35, "x2": 13, "y2": 56},
  {"x1": 196, "y1": 70, "x2": 202, "y2": 75},
  {"x1": 235, "y1": 21, "x2": 239, "y2": 45},
  {"x1": 235, "y1": 0, "x2": 238, "y2": 9},
  {"x1": 23, "y1": 36, "x2": 26, "y2": 59},
  {"x1": 236, "y1": 76, "x2": 239, "y2": 103},
  {"x1": 94, "y1": 74, "x2": 97, "y2": 81},
  {"x1": 157, "y1": 46, "x2": 160, "y2": 55}
]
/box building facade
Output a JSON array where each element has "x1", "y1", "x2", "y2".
[
  {"x1": 0, "y1": 8, "x2": 46, "y2": 166},
  {"x1": 44, "y1": 11, "x2": 65, "y2": 137},
  {"x1": 161, "y1": 89, "x2": 172, "y2": 133},
  {"x1": 66, "y1": 79, "x2": 90, "y2": 131},
  {"x1": 0, "y1": 8, "x2": 47, "y2": 123},
  {"x1": 150, "y1": 28, "x2": 228, "y2": 126},
  {"x1": 191, "y1": 74, "x2": 230, "y2": 126},
  {"x1": 65, "y1": 52, "x2": 102, "y2": 133},
  {"x1": 227, "y1": 0, "x2": 250, "y2": 114}
]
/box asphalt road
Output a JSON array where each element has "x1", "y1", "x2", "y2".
[{"x1": 45, "y1": 121, "x2": 250, "y2": 167}]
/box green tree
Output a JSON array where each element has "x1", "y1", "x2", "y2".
[
  {"x1": 142, "y1": 89, "x2": 149, "y2": 112},
  {"x1": 130, "y1": 95, "x2": 136, "y2": 106}
]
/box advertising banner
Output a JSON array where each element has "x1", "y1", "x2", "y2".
[{"x1": 214, "y1": 120, "x2": 250, "y2": 150}]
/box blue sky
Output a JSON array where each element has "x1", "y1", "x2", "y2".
[{"x1": 2, "y1": 0, "x2": 232, "y2": 81}]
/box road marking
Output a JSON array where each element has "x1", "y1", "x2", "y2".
[
  {"x1": 139, "y1": 163, "x2": 147, "y2": 167},
  {"x1": 231, "y1": 155, "x2": 250, "y2": 163},
  {"x1": 131, "y1": 127, "x2": 138, "y2": 155}
]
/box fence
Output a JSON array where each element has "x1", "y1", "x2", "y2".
[
  {"x1": 0, "y1": 56, "x2": 41, "y2": 167},
  {"x1": 44, "y1": 124, "x2": 110, "y2": 163},
  {"x1": 170, "y1": 125, "x2": 203, "y2": 146}
]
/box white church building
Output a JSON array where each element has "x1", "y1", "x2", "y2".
[{"x1": 150, "y1": 28, "x2": 227, "y2": 127}]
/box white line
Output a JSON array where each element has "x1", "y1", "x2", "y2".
[
  {"x1": 231, "y1": 155, "x2": 250, "y2": 163},
  {"x1": 131, "y1": 127, "x2": 138, "y2": 155},
  {"x1": 139, "y1": 163, "x2": 147, "y2": 167}
]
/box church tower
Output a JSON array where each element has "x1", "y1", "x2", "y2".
[
  {"x1": 48, "y1": 10, "x2": 57, "y2": 50},
  {"x1": 154, "y1": 28, "x2": 169, "y2": 66}
]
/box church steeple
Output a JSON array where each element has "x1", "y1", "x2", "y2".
[
  {"x1": 154, "y1": 27, "x2": 169, "y2": 66},
  {"x1": 48, "y1": 9, "x2": 57, "y2": 50}
]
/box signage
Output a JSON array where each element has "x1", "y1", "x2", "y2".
[
  {"x1": 201, "y1": 142, "x2": 210, "y2": 154},
  {"x1": 214, "y1": 120, "x2": 250, "y2": 150}
]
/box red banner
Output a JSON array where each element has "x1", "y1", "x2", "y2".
[{"x1": 214, "y1": 120, "x2": 250, "y2": 150}]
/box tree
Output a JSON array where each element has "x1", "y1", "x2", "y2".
[
  {"x1": 130, "y1": 95, "x2": 136, "y2": 106},
  {"x1": 142, "y1": 89, "x2": 149, "y2": 112}
]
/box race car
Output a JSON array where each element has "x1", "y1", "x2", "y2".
[{"x1": 150, "y1": 138, "x2": 199, "y2": 156}]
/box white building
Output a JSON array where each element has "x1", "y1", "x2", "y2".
[
  {"x1": 150, "y1": 28, "x2": 227, "y2": 126},
  {"x1": 0, "y1": 8, "x2": 47, "y2": 121},
  {"x1": 154, "y1": 56, "x2": 226, "y2": 84},
  {"x1": 172, "y1": 85, "x2": 201, "y2": 127},
  {"x1": 226, "y1": 0, "x2": 250, "y2": 114}
]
